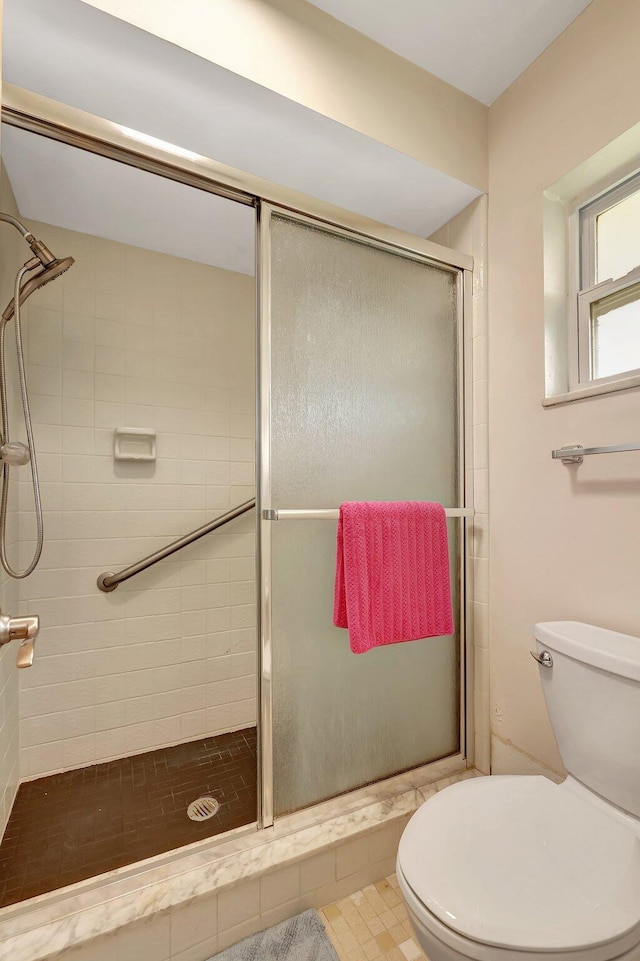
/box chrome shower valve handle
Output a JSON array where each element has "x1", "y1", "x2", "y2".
[
  {"x1": 0, "y1": 441, "x2": 31, "y2": 466},
  {"x1": 0, "y1": 613, "x2": 40, "y2": 668}
]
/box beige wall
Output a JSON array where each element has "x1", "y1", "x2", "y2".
[
  {"x1": 17, "y1": 220, "x2": 256, "y2": 779},
  {"x1": 488, "y1": 0, "x2": 640, "y2": 774},
  {"x1": 78, "y1": 0, "x2": 487, "y2": 192}
]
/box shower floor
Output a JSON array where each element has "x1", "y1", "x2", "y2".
[{"x1": 0, "y1": 726, "x2": 257, "y2": 908}]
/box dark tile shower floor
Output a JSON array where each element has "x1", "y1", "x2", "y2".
[{"x1": 0, "y1": 727, "x2": 257, "y2": 908}]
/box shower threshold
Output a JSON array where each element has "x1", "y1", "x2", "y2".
[{"x1": 0, "y1": 727, "x2": 257, "y2": 907}]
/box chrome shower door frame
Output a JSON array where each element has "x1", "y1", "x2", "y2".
[
  {"x1": 257, "y1": 202, "x2": 472, "y2": 828},
  {"x1": 1, "y1": 82, "x2": 475, "y2": 841}
]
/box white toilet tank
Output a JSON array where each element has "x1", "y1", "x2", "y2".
[{"x1": 534, "y1": 621, "x2": 640, "y2": 818}]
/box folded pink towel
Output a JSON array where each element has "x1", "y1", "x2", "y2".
[{"x1": 333, "y1": 501, "x2": 454, "y2": 654}]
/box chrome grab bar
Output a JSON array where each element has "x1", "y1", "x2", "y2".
[
  {"x1": 530, "y1": 650, "x2": 553, "y2": 668},
  {"x1": 97, "y1": 498, "x2": 255, "y2": 592}
]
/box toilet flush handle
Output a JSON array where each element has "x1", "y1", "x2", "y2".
[{"x1": 530, "y1": 649, "x2": 553, "y2": 668}]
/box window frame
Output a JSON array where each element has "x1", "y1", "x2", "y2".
[{"x1": 576, "y1": 171, "x2": 640, "y2": 387}]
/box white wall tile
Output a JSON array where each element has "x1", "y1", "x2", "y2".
[
  {"x1": 218, "y1": 879, "x2": 260, "y2": 932},
  {"x1": 29, "y1": 304, "x2": 62, "y2": 339},
  {"x1": 16, "y1": 220, "x2": 256, "y2": 777},
  {"x1": 472, "y1": 378, "x2": 488, "y2": 426},
  {"x1": 62, "y1": 733, "x2": 96, "y2": 769},
  {"x1": 216, "y1": 916, "x2": 263, "y2": 954},
  {"x1": 63, "y1": 340, "x2": 95, "y2": 373},
  {"x1": 259, "y1": 897, "x2": 305, "y2": 930},
  {"x1": 64, "y1": 311, "x2": 95, "y2": 345},
  {"x1": 474, "y1": 601, "x2": 489, "y2": 649},
  {"x1": 475, "y1": 733, "x2": 491, "y2": 775},
  {"x1": 300, "y1": 849, "x2": 336, "y2": 894},
  {"x1": 367, "y1": 823, "x2": 401, "y2": 863},
  {"x1": 170, "y1": 894, "x2": 218, "y2": 957},
  {"x1": 336, "y1": 836, "x2": 369, "y2": 879},
  {"x1": 30, "y1": 364, "x2": 62, "y2": 397},
  {"x1": 260, "y1": 864, "x2": 301, "y2": 913},
  {"x1": 473, "y1": 422, "x2": 488, "y2": 470},
  {"x1": 29, "y1": 334, "x2": 62, "y2": 368},
  {"x1": 474, "y1": 468, "x2": 488, "y2": 513},
  {"x1": 63, "y1": 396, "x2": 94, "y2": 427},
  {"x1": 474, "y1": 646, "x2": 490, "y2": 701},
  {"x1": 472, "y1": 333, "x2": 488, "y2": 382},
  {"x1": 206, "y1": 699, "x2": 255, "y2": 735},
  {"x1": 474, "y1": 557, "x2": 489, "y2": 603}
]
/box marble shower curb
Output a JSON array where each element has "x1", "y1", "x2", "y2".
[{"x1": 0, "y1": 761, "x2": 479, "y2": 961}]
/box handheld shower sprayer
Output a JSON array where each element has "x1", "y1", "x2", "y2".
[{"x1": 0, "y1": 212, "x2": 75, "y2": 578}]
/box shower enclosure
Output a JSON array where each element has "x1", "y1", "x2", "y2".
[
  {"x1": 0, "y1": 83, "x2": 473, "y2": 910},
  {"x1": 261, "y1": 209, "x2": 464, "y2": 821}
]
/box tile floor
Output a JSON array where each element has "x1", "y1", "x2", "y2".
[
  {"x1": 320, "y1": 874, "x2": 427, "y2": 961},
  {"x1": 0, "y1": 726, "x2": 257, "y2": 907}
]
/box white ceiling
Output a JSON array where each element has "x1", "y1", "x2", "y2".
[
  {"x1": 307, "y1": 0, "x2": 593, "y2": 105},
  {"x1": 1, "y1": 0, "x2": 481, "y2": 262},
  {"x1": 1, "y1": 126, "x2": 257, "y2": 275}
]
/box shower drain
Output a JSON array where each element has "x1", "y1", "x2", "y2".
[{"x1": 187, "y1": 797, "x2": 220, "y2": 822}]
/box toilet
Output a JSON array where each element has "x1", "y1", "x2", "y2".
[{"x1": 396, "y1": 621, "x2": 640, "y2": 961}]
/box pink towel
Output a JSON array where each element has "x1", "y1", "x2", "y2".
[{"x1": 333, "y1": 501, "x2": 454, "y2": 654}]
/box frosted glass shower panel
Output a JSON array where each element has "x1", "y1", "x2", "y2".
[{"x1": 269, "y1": 215, "x2": 460, "y2": 816}]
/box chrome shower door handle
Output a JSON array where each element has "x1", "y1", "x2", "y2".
[
  {"x1": 0, "y1": 613, "x2": 40, "y2": 668},
  {"x1": 530, "y1": 649, "x2": 553, "y2": 668}
]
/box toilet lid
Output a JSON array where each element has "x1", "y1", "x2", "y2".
[{"x1": 398, "y1": 776, "x2": 640, "y2": 953}]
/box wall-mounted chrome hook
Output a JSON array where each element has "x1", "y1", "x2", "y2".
[{"x1": 0, "y1": 613, "x2": 40, "y2": 667}]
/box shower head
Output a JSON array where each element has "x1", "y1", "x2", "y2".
[
  {"x1": 0, "y1": 211, "x2": 74, "y2": 322},
  {"x1": 1, "y1": 257, "x2": 75, "y2": 323}
]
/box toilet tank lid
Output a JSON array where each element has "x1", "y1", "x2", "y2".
[{"x1": 534, "y1": 621, "x2": 640, "y2": 681}]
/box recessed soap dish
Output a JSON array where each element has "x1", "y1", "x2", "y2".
[{"x1": 114, "y1": 427, "x2": 156, "y2": 462}]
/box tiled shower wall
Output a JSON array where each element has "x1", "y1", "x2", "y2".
[
  {"x1": 16, "y1": 220, "x2": 256, "y2": 779},
  {"x1": 0, "y1": 163, "x2": 22, "y2": 835}
]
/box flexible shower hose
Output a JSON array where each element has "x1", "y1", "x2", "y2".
[{"x1": 0, "y1": 263, "x2": 44, "y2": 577}]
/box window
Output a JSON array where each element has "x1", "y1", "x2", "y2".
[{"x1": 577, "y1": 173, "x2": 640, "y2": 385}]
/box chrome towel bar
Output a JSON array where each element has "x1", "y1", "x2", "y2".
[
  {"x1": 97, "y1": 500, "x2": 471, "y2": 592},
  {"x1": 552, "y1": 442, "x2": 640, "y2": 464},
  {"x1": 263, "y1": 507, "x2": 474, "y2": 520}
]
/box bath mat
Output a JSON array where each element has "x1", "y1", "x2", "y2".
[{"x1": 211, "y1": 909, "x2": 339, "y2": 961}]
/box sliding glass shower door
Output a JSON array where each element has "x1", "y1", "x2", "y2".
[{"x1": 260, "y1": 207, "x2": 464, "y2": 820}]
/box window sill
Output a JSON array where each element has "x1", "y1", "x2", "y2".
[{"x1": 543, "y1": 372, "x2": 640, "y2": 407}]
